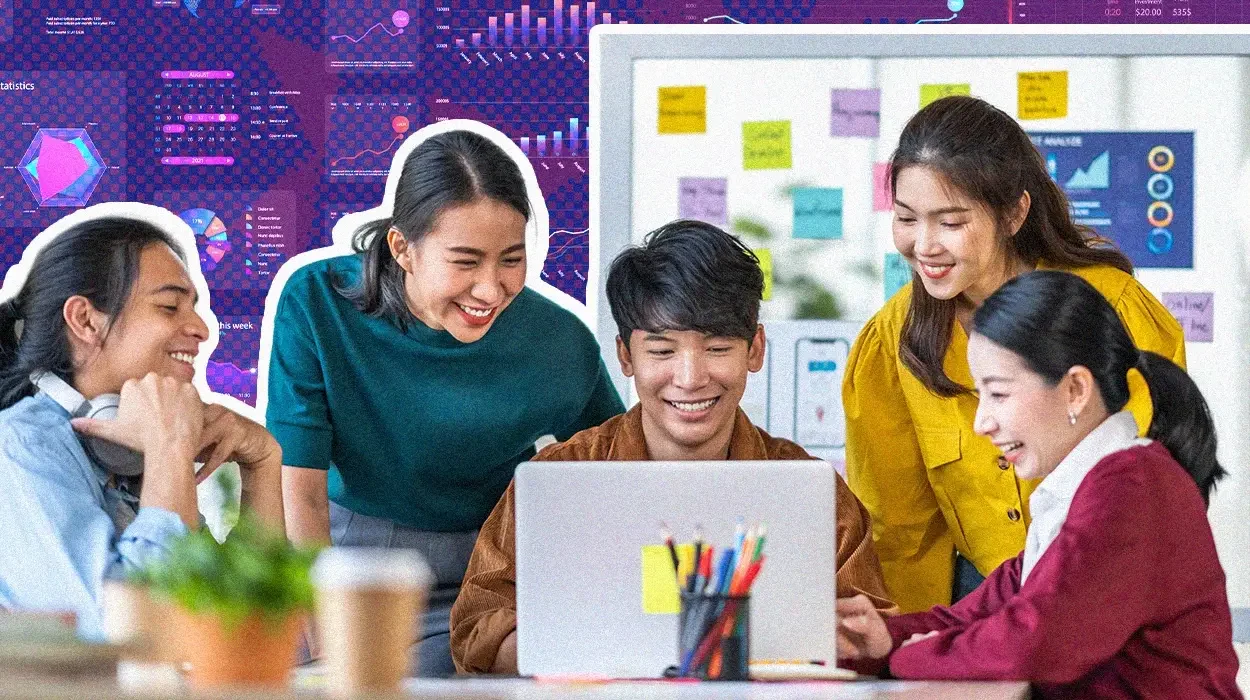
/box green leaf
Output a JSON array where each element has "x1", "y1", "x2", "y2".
[
  {"x1": 139, "y1": 506, "x2": 321, "y2": 621},
  {"x1": 731, "y1": 216, "x2": 772, "y2": 241}
]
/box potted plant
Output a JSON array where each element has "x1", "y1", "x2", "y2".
[{"x1": 140, "y1": 470, "x2": 320, "y2": 688}]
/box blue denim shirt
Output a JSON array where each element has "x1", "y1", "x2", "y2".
[{"x1": 0, "y1": 393, "x2": 186, "y2": 641}]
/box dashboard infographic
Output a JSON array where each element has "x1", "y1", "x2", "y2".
[{"x1": 0, "y1": 0, "x2": 1242, "y2": 404}]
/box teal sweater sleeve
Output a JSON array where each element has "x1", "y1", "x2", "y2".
[{"x1": 265, "y1": 269, "x2": 333, "y2": 469}]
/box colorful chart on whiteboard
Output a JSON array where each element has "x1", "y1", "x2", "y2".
[{"x1": 1029, "y1": 131, "x2": 1194, "y2": 269}]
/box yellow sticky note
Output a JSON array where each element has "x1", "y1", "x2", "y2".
[
  {"x1": 919, "y1": 83, "x2": 971, "y2": 109},
  {"x1": 641, "y1": 544, "x2": 696, "y2": 615},
  {"x1": 658, "y1": 86, "x2": 707, "y2": 134},
  {"x1": 755, "y1": 248, "x2": 773, "y2": 301},
  {"x1": 742, "y1": 121, "x2": 792, "y2": 170},
  {"x1": 1017, "y1": 71, "x2": 1068, "y2": 120}
]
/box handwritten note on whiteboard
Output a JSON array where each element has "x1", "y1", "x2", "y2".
[
  {"x1": 1162, "y1": 292, "x2": 1214, "y2": 342},
  {"x1": 830, "y1": 88, "x2": 880, "y2": 137},
  {"x1": 658, "y1": 86, "x2": 707, "y2": 134},
  {"x1": 678, "y1": 177, "x2": 728, "y2": 226},
  {"x1": 793, "y1": 187, "x2": 843, "y2": 239},
  {"x1": 743, "y1": 120, "x2": 792, "y2": 170},
  {"x1": 920, "y1": 83, "x2": 970, "y2": 109},
  {"x1": 1018, "y1": 71, "x2": 1068, "y2": 120}
]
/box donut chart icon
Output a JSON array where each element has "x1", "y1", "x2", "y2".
[
  {"x1": 1147, "y1": 201, "x2": 1174, "y2": 228},
  {"x1": 179, "y1": 207, "x2": 232, "y2": 272},
  {"x1": 18, "y1": 128, "x2": 108, "y2": 207},
  {"x1": 1147, "y1": 173, "x2": 1174, "y2": 200},
  {"x1": 1148, "y1": 145, "x2": 1174, "y2": 173}
]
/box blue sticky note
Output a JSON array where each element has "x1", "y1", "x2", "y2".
[
  {"x1": 793, "y1": 188, "x2": 843, "y2": 239},
  {"x1": 884, "y1": 253, "x2": 912, "y2": 300}
]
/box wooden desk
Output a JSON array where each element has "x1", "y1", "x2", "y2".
[{"x1": 0, "y1": 673, "x2": 1029, "y2": 699}]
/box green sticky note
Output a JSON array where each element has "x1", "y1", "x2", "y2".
[
  {"x1": 793, "y1": 187, "x2": 843, "y2": 239},
  {"x1": 756, "y1": 248, "x2": 773, "y2": 300},
  {"x1": 920, "y1": 83, "x2": 971, "y2": 109},
  {"x1": 658, "y1": 86, "x2": 707, "y2": 134},
  {"x1": 743, "y1": 120, "x2": 792, "y2": 170},
  {"x1": 884, "y1": 252, "x2": 911, "y2": 300},
  {"x1": 641, "y1": 544, "x2": 695, "y2": 615}
]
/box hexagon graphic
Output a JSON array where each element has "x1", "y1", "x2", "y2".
[{"x1": 18, "y1": 128, "x2": 108, "y2": 207}]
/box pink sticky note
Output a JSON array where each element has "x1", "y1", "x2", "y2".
[
  {"x1": 873, "y1": 163, "x2": 892, "y2": 212},
  {"x1": 1161, "y1": 292, "x2": 1214, "y2": 343},
  {"x1": 831, "y1": 88, "x2": 880, "y2": 138}
]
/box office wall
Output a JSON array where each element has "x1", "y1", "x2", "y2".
[{"x1": 628, "y1": 55, "x2": 1250, "y2": 607}]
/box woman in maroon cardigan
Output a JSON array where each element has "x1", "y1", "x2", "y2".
[{"x1": 836, "y1": 270, "x2": 1240, "y2": 700}]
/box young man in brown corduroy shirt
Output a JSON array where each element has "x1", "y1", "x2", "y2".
[{"x1": 449, "y1": 220, "x2": 897, "y2": 674}]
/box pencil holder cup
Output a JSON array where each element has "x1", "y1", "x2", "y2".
[{"x1": 676, "y1": 592, "x2": 750, "y2": 681}]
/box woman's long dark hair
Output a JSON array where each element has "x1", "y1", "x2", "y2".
[
  {"x1": 974, "y1": 270, "x2": 1224, "y2": 504},
  {"x1": 891, "y1": 96, "x2": 1133, "y2": 397},
  {"x1": 0, "y1": 217, "x2": 183, "y2": 410},
  {"x1": 335, "y1": 130, "x2": 531, "y2": 328}
]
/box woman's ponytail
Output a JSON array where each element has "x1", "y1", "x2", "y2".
[
  {"x1": 974, "y1": 271, "x2": 1226, "y2": 507},
  {"x1": 1138, "y1": 350, "x2": 1226, "y2": 504}
]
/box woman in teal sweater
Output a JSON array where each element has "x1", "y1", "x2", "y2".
[{"x1": 266, "y1": 129, "x2": 623, "y2": 676}]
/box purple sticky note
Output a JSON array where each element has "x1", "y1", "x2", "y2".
[
  {"x1": 1162, "y1": 292, "x2": 1214, "y2": 343},
  {"x1": 873, "y1": 163, "x2": 892, "y2": 212},
  {"x1": 831, "y1": 88, "x2": 881, "y2": 138},
  {"x1": 678, "y1": 177, "x2": 728, "y2": 226}
]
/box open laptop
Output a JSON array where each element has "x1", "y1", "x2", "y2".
[{"x1": 513, "y1": 460, "x2": 838, "y2": 678}]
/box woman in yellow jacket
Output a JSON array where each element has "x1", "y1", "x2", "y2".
[{"x1": 844, "y1": 96, "x2": 1185, "y2": 613}]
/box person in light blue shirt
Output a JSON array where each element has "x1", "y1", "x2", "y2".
[{"x1": 0, "y1": 215, "x2": 284, "y2": 640}]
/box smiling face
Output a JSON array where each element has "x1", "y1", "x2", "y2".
[
  {"x1": 392, "y1": 197, "x2": 527, "y2": 344},
  {"x1": 892, "y1": 166, "x2": 1027, "y2": 307},
  {"x1": 967, "y1": 332, "x2": 1087, "y2": 480},
  {"x1": 617, "y1": 326, "x2": 765, "y2": 461},
  {"x1": 80, "y1": 243, "x2": 209, "y2": 395}
]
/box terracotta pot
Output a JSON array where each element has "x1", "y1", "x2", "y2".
[{"x1": 171, "y1": 606, "x2": 302, "y2": 688}]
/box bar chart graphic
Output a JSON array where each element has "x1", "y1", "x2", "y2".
[
  {"x1": 326, "y1": 95, "x2": 419, "y2": 180},
  {"x1": 428, "y1": 95, "x2": 588, "y2": 197},
  {"x1": 431, "y1": 1, "x2": 705, "y2": 64}
]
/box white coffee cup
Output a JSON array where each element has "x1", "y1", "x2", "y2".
[{"x1": 311, "y1": 548, "x2": 433, "y2": 696}]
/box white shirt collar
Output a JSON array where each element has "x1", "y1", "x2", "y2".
[{"x1": 1021, "y1": 411, "x2": 1149, "y2": 584}]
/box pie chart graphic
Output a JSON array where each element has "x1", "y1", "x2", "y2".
[
  {"x1": 18, "y1": 128, "x2": 108, "y2": 207},
  {"x1": 179, "y1": 208, "x2": 232, "y2": 272}
]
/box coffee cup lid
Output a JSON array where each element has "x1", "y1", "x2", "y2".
[{"x1": 311, "y1": 547, "x2": 434, "y2": 590}]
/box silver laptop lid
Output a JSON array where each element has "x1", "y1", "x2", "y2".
[{"x1": 514, "y1": 459, "x2": 837, "y2": 678}]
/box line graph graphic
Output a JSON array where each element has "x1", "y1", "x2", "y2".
[
  {"x1": 326, "y1": 95, "x2": 418, "y2": 180},
  {"x1": 330, "y1": 13, "x2": 407, "y2": 42},
  {"x1": 543, "y1": 225, "x2": 589, "y2": 296},
  {"x1": 325, "y1": 0, "x2": 417, "y2": 71},
  {"x1": 207, "y1": 316, "x2": 261, "y2": 406},
  {"x1": 703, "y1": 0, "x2": 998, "y2": 24}
]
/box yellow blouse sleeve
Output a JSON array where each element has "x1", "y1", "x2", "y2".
[
  {"x1": 843, "y1": 317, "x2": 955, "y2": 612},
  {"x1": 1114, "y1": 280, "x2": 1187, "y2": 435}
]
